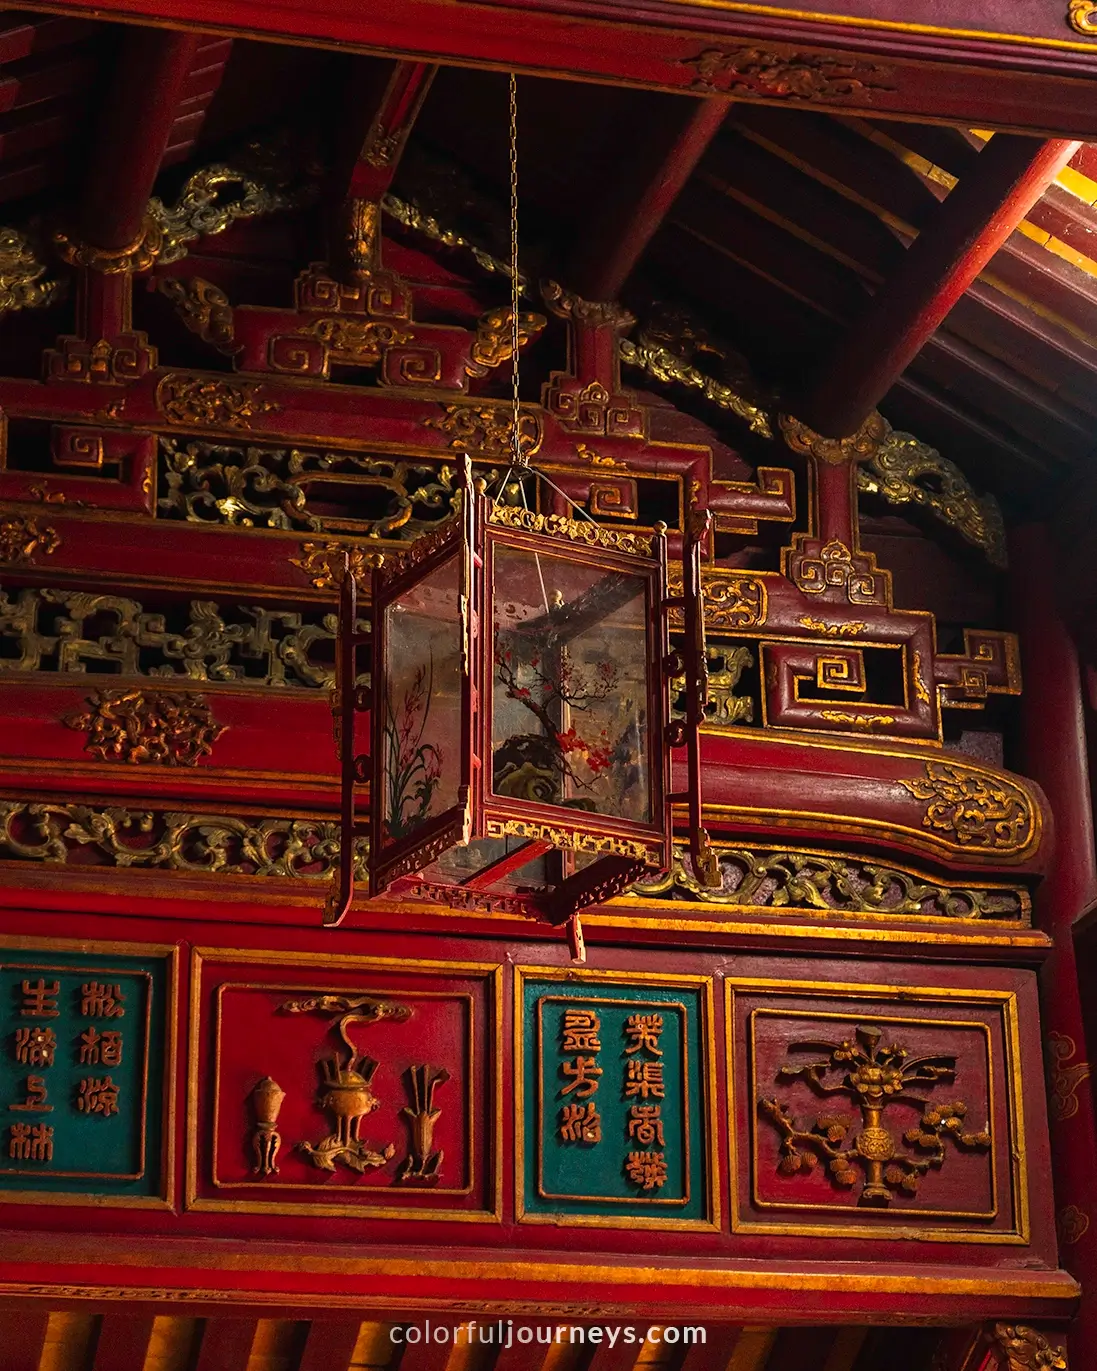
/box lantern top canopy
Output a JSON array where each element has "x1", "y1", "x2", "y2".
[{"x1": 325, "y1": 463, "x2": 715, "y2": 936}]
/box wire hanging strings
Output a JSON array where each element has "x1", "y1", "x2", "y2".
[{"x1": 508, "y1": 72, "x2": 522, "y2": 471}]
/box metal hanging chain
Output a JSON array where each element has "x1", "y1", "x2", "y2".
[
  {"x1": 499, "y1": 72, "x2": 599, "y2": 533},
  {"x1": 508, "y1": 72, "x2": 523, "y2": 471}
]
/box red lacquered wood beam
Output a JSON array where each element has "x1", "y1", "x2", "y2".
[
  {"x1": 568, "y1": 94, "x2": 730, "y2": 301},
  {"x1": 1011, "y1": 521, "x2": 1097, "y2": 1370},
  {"x1": 798, "y1": 134, "x2": 1080, "y2": 439},
  {"x1": 391, "y1": 1340, "x2": 452, "y2": 1371},
  {"x1": 75, "y1": 26, "x2": 202, "y2": 253},
  {"x1": 328, "y1": 58, "x2": 435, "y2": 278}
]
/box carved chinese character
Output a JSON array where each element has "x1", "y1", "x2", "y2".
[
  {"x1": 625, "y1": 1150, "x2": 667, "y2": 1190},
  {"x1": 560, "y1": 1056, "x2": 603, "y2": 1098},
  {"x1": 561, "y1": 1009, "x2": 601, "y2": 1053},
  {"x1": 77, "y1": 1076, "x2": 120, "y2": 1116},
  {"x1": 628, "y1": 1104, "x2": 665, "y2": 1146},
  {"x1": 14, "y1": 1026, "x2": 56, "y2": 1066},
  {"x1": 10, "y1": 1075, "x2": 52, "y2": 1112},
  {"x1": 559, "y1": 1101, "x2": 602, "y2": 1144},
  {"x1": 624, "y1": 1058, "x2": 665, "y2": 1099},
  {"x1": 78, "y1": 1027, "x2": 123, "y2": 1067},
  {"x1": 8, "y1": 1122, "x2": 53, "y2": 1162},
  {"x1": 80, "y1": 982, "x2": 125, "y2": 1018},
  {"x1": 624, "y1": 1013, "x2": 664, "y2": 1056},
  {"x1": 20, "y1": 979, "x2": 59, "y2": 1017}
]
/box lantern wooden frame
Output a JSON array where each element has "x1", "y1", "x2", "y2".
[{"x1": 325, "y1": 464, "x2": 713, "y2": 932}]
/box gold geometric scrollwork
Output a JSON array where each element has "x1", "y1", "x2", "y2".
[
  {"x1": 62, "y1": 687, "x2": 226, "y2": 766},
  {"x1": 760, "y1": 1023, "x2": 990, "y2": 1208},
  {"x1": 992, "y1": 1325, "x2": 1067, "y2": 1371},
  {"x1": 1045, "y1": 1031, "x2": 1092, "y2": 1122},
  {"x1": 899, "y1": 760, "x2": 1034, "y2": 853},
  {"x1": 858, "y1": 423, "x2": 1006, "y2": 569},
  {"x1": 1068, "y1": 0, "x2": 1097, "y2": 34}
]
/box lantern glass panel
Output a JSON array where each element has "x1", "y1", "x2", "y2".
[
  {"x1": 379, "y1": 554, "x2": 463, "y2": 847},
  {"x1": 491, "y1": 542, "x2": 652, "y2": 824}
]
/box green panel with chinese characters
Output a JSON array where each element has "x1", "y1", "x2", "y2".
[
  {"x1": 521, "y1": 975, "x2": 709, "y2": 1223},
  {"x1": 0, "y1": 946, "x2": 170, "y2": 1200}
]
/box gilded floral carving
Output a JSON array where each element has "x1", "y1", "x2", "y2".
[
  {"x1": 63, "y1": 688, "x2": 226, "y2": 766},
  {"x1": 899, "y1": 760, "x2": 1034, "y2": 852},
  {"x1": 681, "y1": 46, "x2": 895, "y2": 103},
  {"x1": 993, "y1": 1326, "x2": 1067, "y2": 1371},
  {"x1": 0, "y1": 515, "x2": 60, "y2": 565},
  {"x1": 1046, "y1": 1031, "x2": 1091, "y2": 1122},
  {"x1": 155, "y1": 374, "x2": 279, "y2": 429}
]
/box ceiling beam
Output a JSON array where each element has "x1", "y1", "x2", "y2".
[
  {"x1": 568, "y1": 94, "x2": 730, "y2": 302},
  {"x1": 75, "y1": 27, "x2": 202, "y2": 253},
  {"x1": 327, "y1": 57, "x2": 435, "y2": 279},
  {"x1": 795, "y1": 132, "x2": 1080, "y2": 438}
]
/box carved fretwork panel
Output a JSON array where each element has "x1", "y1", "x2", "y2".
[{"x1": 0, "y1": 209, "x2": 1024, "y2": 758}]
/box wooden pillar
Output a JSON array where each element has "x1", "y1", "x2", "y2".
[{"x1": 1011, "y1": 521, "x2": 1097, "y2": 1364}]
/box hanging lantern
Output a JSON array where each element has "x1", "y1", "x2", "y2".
[
  {"x1": 325, "y1": 461, "x2": 715, "y2": 953},
  {"x1": 323, "y1": 73, "x2": 715, "y2": 954}
]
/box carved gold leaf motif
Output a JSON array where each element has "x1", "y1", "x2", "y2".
[
  {"x1": 620, "y1": 336, "x2": 772, "y2": 437},
  {"x1": 681, "y1": 46, "x2": 896, "y2": 103},
  {"x1": 156, "y1": 375, "x2": 279, "y2": 430},
  {"x1": 760, "y1": 1023, "x2": 990, "y2": 1207},
  {"x1": 993, "y1": 1326, "x2": 1067, "y2": 1371},
  {"x1": 1068, "y1": 0, "x2": 1097, "y2": 34},
  {"x1": 0, "y1": 515, "x2": 60, "y2": 565},
  {"x1": 63, "y1": 688, "x2": 226, "y2": 766},
  {"x1": 0, "y1": 228, "x2": 63, "y2": 312},
  {"x1": 899, "y1": 760, "x2": 1033, "y2": 852}
]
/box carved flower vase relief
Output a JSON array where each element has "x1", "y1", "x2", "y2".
[{"x1": 759, "y1": 1024, "x2": 991, "y2": 1208}]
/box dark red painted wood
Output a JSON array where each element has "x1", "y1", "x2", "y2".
[
  {"x1": 1011, "y1": 522, "x2": 1097, "y2": 1369},
  {"x1": 800, "y1": 135, "x2": 1080, "y2": 437},
  {"x1": 298, "y1": 1318, "x2": 364, "y2": 1371},
  {"x1": 569, "y1": 95, "x2": 730, "y2": 301},
  {"x1": 90, "y1": 1314, "x2": 156, "y2": 1371},
  {"x1": 0, "y1": 1310, "x2": 49, "y2": 1371},
  {"x1": 395, "y1": 1341, "x2": 452, "y2": 1371},
  {"x1": 192, "y1": 1317, "x2": 259, "y2": 1371},
  {"x1": 75, "y1": 28, "x2": 201, "y2": 251},
  {"x1": 679, "y1": 1326, "x2": 741, "y2": 1371}
]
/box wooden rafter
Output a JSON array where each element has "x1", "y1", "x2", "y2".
[{"x1": 797, "y1": 134, "x2": 1081, "y2": 438}]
